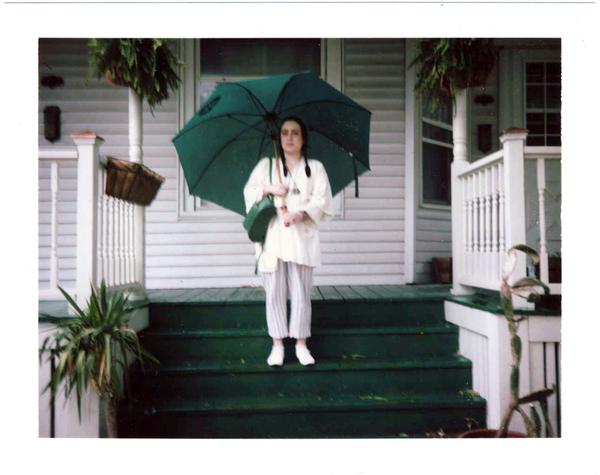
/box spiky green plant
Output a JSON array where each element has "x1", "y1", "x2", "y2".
[
  {"x1": 410, "y1": 38, "x2": 498, "y2": 112},
  {"x1": 88, "y1": 38, "x2": 182, "y2": 112},
  {"x1": 39, "y1": 280, "x2": 158, "y2": 437},
  {"x1": 496, "y1": 245, "x2": 556, "y2": 438}
]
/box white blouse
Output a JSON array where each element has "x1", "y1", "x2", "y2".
[{"x1": 243, "y1": 157, "x2": 334, "y2": 273}]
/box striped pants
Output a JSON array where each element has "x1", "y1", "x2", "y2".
[{"x1": 262, "y1": 259, "x2": 313, "y2": 339}]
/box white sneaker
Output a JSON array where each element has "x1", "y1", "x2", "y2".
[
  {"x1": 267, "y1": 345, "x2": 285, "y2": 366},
  {"x1": 295, "y1": 344, "x2": 315, "y2": 366}
]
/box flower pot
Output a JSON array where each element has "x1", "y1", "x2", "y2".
[
  {"x1": 459, "y1": 428, "x2": 526, "y2": 438},
  {"x1": 432, "y1": 257, "x2": 453, "y2": 284},
  {"x1": 105, "y1": 157, "x2": 165, "y2": 206}
]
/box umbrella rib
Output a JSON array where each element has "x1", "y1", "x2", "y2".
[
  {"x1": 188, "y1": 118, "x2": 266, "y2": 195},
  {"x1": 223, "y1": 82, "x2": 269, "y2": 115}
]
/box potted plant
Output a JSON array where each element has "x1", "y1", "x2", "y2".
[
  {"x1": 88, "y1": 39, "x2": 182, "y2": 205},
  {"x1": 459, "y1": 245, "x2": 556, "y2": 438},
  {"x1": 410, "y1": 38, "x2": 498, "y2": 111},
  {"x1": 39, "y1": 280, "x2": 158, "y2": 438}
]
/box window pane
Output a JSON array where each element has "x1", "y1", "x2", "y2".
[
  {"x1": 526, "y1": 85, "x2": 545, "y2": 108},
  {"x1": 547, "y1": 135, "x2": 561, "y2": 146},
  {"x1": 547, "y1": 113, "x2": 561, "y2": 135},
  {"x1": 423, "y1": 142, "x2": 451, "y2": 205},
  {"x1": 201, "y1": 38, "x2": 321, "y2": 76},
  {"x1": 546, "y1": 62, "x2": 561, "y2": 83},
  {"x1": 423, "y1": 122, "x2": 453, "y2": 143},
  {"x1": 526, "y1": 63, "x2": 544, "y2": 83},
  {"x1": 526, "y1": 135, "x2": 545, "y2": 146},
  {"x1": 422, "y1": 96, "x2": 452, "y2": 124},
  {"x1": 547, "y1": 85, "x2": 561, "y2": 108},
  {"x1": 526, "y1": 113, "x2": 545, "y2": 135}
]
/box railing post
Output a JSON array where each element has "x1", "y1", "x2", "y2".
[
  {"x1": 72, "y1": 131, "x2": 104, "y2": 308},
  {"x1": 500, "y1": 128, "x2": 532, "y2": 308},
  {"x1": 129, "y1": 89, "x2": 146, "y2": 299},
  {"x1": 451, "y1": 90, "x2": 471, "y2": 296}
]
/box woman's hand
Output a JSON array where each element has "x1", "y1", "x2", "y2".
[
  {"x1": 264, "y1": 184, "x2": 288, "y2": 197},
  {"x1": 283, "y1": 211, "x2": 305, "y2": 226}
]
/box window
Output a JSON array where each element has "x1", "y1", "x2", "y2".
[
  {"x1": 525, "y1": 62, "x2": 561, "y2": 146},
  {"x1": 421, "y1": 97, "x2": 453, "y2": 206}
]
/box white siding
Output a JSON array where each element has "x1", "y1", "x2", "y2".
[{"x1": 38, "y1": 38, "x2": 407, "y2": 290}]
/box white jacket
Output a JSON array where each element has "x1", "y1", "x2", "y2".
[{"x1": 243, "y1": 157, "x2": 334, "y2": 273}]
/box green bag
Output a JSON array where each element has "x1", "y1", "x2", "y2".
[{"x1": 243, "y1": 158, "x2": 276, "y2": 243}]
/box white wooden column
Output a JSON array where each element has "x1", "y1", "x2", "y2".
[
  {"x1": 451, "y1": 90, "x2": 471, "y2": 295},
  {"x1": 129, "y1": 89, "x2": 146, "y2": 297},
  {"x1": 72, "y1": 131, "x2": 104, "y2": 308},
  {"x1": 500, "y1": 128, "x2": 531, "y2": 308}
]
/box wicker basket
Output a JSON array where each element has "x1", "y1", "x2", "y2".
[{"x1": 105, "y1": 157, "x2": 165, "y2": 206}]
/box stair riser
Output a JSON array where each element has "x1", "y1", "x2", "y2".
[
  {"x1": 120, "y1": 405, "x2": 486, "y2": 438},
  {"x1": 140, "y1": 332, "x2": 458, "y2": 363},
  {"x1": 149, "y1": 301, "x2": 446, "y2": 331},
  {"x1": 132, "y1": 366, "x2": 473, "y2": 401}
]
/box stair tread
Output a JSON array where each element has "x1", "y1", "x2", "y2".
[
  {"x1": 125, "y1": 390, "x2": 485, "y2": 415},
  {"x1": 141, "y1": 324, "x2": 458, "y2": 338},
  {"x1": 137, "y1": 355, "x2": 470, "y2": 375}
]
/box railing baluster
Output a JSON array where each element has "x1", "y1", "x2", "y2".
[
  {"x1": 119, "y1": 199, "x2": 125, "y2": 286},
  {"x1": 484, "y1": 167, "x2": 491, "y2": 283},
  {"x1": 477, "y1": 171, "x2": 484, "y2": 280},
  {"x1": 97, "y1": 169, "x2": 105, "y2": 283},
  {"x1": 498, "y1": 161, "x2": 506, "y2": 273},
  {"x1": 462, "y1": 176, "x2": 468, "y2": 282},
  {"x1": 537, "y1": 158, "x2": 549, "y2": 283},
  {"x1": 50, "y1": 162, "x2": 59, "y2": 293},
  {"x1": 491, "y1": 164, "x2": 499, "y2": 280}
]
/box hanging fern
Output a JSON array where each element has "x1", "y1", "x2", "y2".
[
  {"x1": 89, "y1": 38, "x2": 183, "y2": 112},
  {"x1": 410, "y1": 38, "x2": 498, "y2": 112}
]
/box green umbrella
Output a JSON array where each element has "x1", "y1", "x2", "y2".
[{"x1": 173, "y1": 71, "x2": 371, "y2": 216}]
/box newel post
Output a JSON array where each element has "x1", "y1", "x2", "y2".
[
  {"x1": 129, "y1": 89, "x2": 146, "y2": 295},
  {"x1": 72, "y1": 131, "x2": 104, "y2": 308},
  {"x1": 451, "y1": 90, "x2": 471, "y2": 295},
  {"x1": 500, "y1": 128, "x2": 531, "y2": 308}
]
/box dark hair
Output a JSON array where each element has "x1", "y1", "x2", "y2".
[{"x1": 278, "y1": 116, "x2": 311, "y2": 178}]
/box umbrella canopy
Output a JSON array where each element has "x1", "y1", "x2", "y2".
[{"x1": 173, "y1": 71, "x2": 371, "y2": 216}]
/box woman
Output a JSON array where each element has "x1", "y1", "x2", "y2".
[{"x1": 243, "y1": 117, "x2": 334, "y2": 366}]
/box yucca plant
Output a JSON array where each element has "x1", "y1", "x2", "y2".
[
  {"x1": 39, "y1": 280, "x2": 158, "y2": 437},
  {"x1": 497, "y1": 245, "x2": 555, "y2": 437},
  {"x1": 410, "y1": 38, "x2": 498, "y2": 111},
  {"x1": 88, "y1": 38, "x2": 182, "y2": 112}
]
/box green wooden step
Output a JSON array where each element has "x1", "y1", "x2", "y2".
[
  {"x1": 130, "y1": 356, "x2": 474, "y2": 402},
  {"x1": 139, "y1": 324, "x2": 459, "y2": 363},
  {"x1": 118, "y1": 390, "x2": 486, "y2": 438},
  {"x1": 148, "y1": 300, "x2": 447, "y2": 331}
]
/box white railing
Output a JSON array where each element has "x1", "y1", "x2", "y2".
[
  {"x1": 97, "y1": 166, "x2": 139, "y2": 291},
  {"x1": 524, "y1": 148, "x2": 562, "y2": 295},
  {"x1": 452, "y1": 129, "x2": 561, "y2": 296},
  {"x1": 40, "y1": 132, "x2": 145, "y2": 306},
  {"x1": 39, "y1": 148, "x2": 79, "y2": 300}
]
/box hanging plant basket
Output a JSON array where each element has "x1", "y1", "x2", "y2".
[{"x1": 105, "y1": 157, "x2": 165, "y2": 206}]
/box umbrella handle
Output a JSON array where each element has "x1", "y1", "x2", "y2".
[{"x1": 271, "y1": 138, "x2": 290, "y2": 227}]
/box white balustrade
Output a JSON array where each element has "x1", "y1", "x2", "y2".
[
  {"x1": 96, "y1": 186, "x2": 139, "y2": 292},
  {"x1": 452, "y1": 130, "x2": 561, "y2": 296},
  {"x1": 38, "y1": 148, "x2": 78, "y2": 300},
  {"x1": 40, "y1": 131, "x2": 146, "y2": 307}
]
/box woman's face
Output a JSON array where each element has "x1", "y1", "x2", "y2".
[{"x1": 280, "y1": 120, "x2": 304, "y2": 157}]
